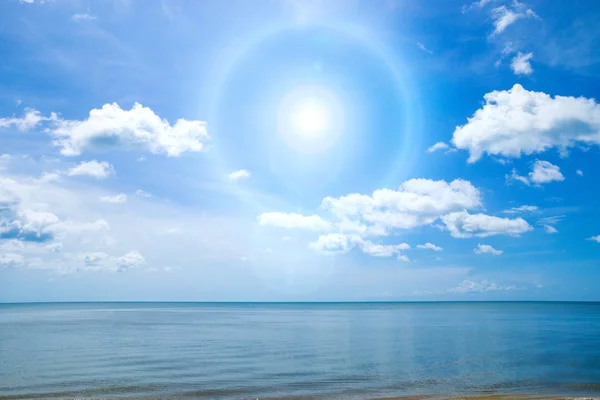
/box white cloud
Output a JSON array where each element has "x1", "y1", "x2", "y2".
[
  {"x1": 99, "y1": 193, "x2": 127, "y2": 204},
  {"x1": 260, "y1": 179, "x2": 483, "y2": 250},
  {"x1": 490, "y1": 2, "x2": 537, "y2": 35},
  {"x1": 1, "y1": 176, "x2": 109, "y2": 245},
  {"x1": 416, "y1": 42, "x2": 433, "y2": 54},
  {"x1": 1, "y1": 205, "x2": 108, "y2": 244},
  {"x1": 503, "y1": 205, "x2": 538, "y2": 214},
  {"x1": 321, "y1": 179, "x2": 482, "y2": 235},
  {"x1": 67, "y1": 160, "x2": 115, "y2": 179},
  {"x1": 308, "y1": 233, "x2": 358, "y2": 254},
  {"x1": 448, "y1": 279, "x2": 516, "y2": 293},
  {"x1": 228, "y1": 169, "x2": 251, "y2": 180},
  {"x1": 258, "y1": 212, "x2": 332, "y2": 231},
  {"x1": 116, "y1": 250, "x2": 146, "y2": 268},
  {"x1": 80, "y1": 250, "x2": 145, "y2": 272},
  {"x1": 441, "y1": 211, "x2": 533, "y2": 238},
  {"x1": 543, "y1": 225, "x2": 558, "y2": 234},
  {"x1": 0, "y1": 253, "x2": 25, "y2": 267},
  {"x1": 509, "y1": 161, "x2": 564, "y2": 186},
  {"x1": 538, "y1": 216, "x2": 563, "y2": 226},
  {"x1": 453, "y1": 85, "x2": 600, "y2": 162},
  {"x1": 135, "y1": 189, "x2": 152, "y2": 198},
  {"x1": 427, "y1": 142, "x2": 449, "y2": 153},
  {"x1": 361, "y1": 241, "x2": 410, "y2": 257},
  {"x1": 71, "y1": 13, "x2": 96, "y2": 21},
  {"x1": 529, "y1": 160, "x2": 564, "y2": 184},
  {"x1": 2, "y1": 103, "x2": 209, "y2": 157},
  {"x1": 417, "y1": 243, "x2": 443, "y2": 251},
  {"x1": 511, "y1": 52, "x2": 533, "y2": 75},
  {"x1": 309, "y1": 233, "x2": 410, "y2": 259},
  {"x1": 506, "y1": 169, "x2": 531, "y2": 185},
  {"x1": 45, "y1": 242, "x2": 63, "y2": 252},
  {"x1": 0, "y1": 108, "x2": 55, "y2": 131},
  {"x1": 588, "y1": 235, "x2": 600, "y2": 243},
  {"x1": 576, "y1": 169, "x2": 583, "y2": 176},
  {"x1": 35, "y1": 171, "x2": 62, "y2": 184},
  {"x1": 462, "y1": 0, "x2": 496, "y2": 12},
  {"x1": 473, "y1": 244, "x2": 503, "y2": 255}
]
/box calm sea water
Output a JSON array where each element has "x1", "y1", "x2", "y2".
[{"x1": 1, "y1": 302, "x2": 600, "y2": 399}]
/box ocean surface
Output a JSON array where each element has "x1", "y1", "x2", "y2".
[{"x1": 1, "y1": 302, "x2": 600, "y2": 399}]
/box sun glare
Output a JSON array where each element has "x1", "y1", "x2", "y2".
[
  {"x1": 277, "y1": 86, "x2": 344, "y2": 154},
  {"x1": 291, "y1": 98, "x2": 331, "y2": 137}
]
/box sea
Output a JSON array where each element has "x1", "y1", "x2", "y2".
[{"x1": 1, "y1": 302, "x2": 600, "y2": 399}]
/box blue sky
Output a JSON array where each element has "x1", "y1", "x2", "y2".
[{"x1": 1, "y1": 0, "x2": 599, "y2": 302}]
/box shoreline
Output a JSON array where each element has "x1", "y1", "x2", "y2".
[{"x1": 376, "y1": 396, "x2": 600, "y2": 400}]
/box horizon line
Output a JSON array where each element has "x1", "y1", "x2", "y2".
[{"x1": 2, "y1": 300, "x2": 600, "y2": 305}]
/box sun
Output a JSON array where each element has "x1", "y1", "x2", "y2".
[
  {"x1": 277, "y1": 85, "x2": 344, "y2": 154},
  {"x1": 290, "y1": 98, "x2": 331, "y2": 138}
]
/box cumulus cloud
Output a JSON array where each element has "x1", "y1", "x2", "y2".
[
  {"x1": 1, "y1": 178, "x2": 109, "y2": 244},
  {"x1": 308, "y1": 233, "x2": 410, "y2": 259},
  {"x1": 587, "y1": 235, "x2": 600, "y2": 243},
  {"x1": 67, "y1": 160, "x2": 115, "y2": 179},
  {"x1": 0, "y1": 104, "x2": 209, "y2": 157},
  {"x1": 99, "y1": 193, "x2": 127, "y2": 204},
  {"x1": 503, "y1": 205, "x2": 538, "y2": 214},
  {"x1": 321, "y1": 179, "x2": 482, "y2": 235},
  {"x1": 258, "y1": 212, "x2": 332, "y2": 231},
  {"x1": 52, "y1": 103, "x2": 209, "y2": 156},
  {"x1": 543, "y1": 225, "x2": 558, "y2": 234},
  {"x1": 511, "y1": 52, "x2": 533, "y2": 75},
  {"x1": 529, "y1": 160, "x2": 565, "y2": 184},
  {"x1": 448, "y1": 279, "x2": 516, "y2": 293},
  {"x1": 508, "y1": 161, "x2": 565, "y2": 186},
  {"x1": 228, "y1": 169, "x2": 251, "y2": 180},
  {"x1": 308, "y1": 233, "x2": 358, "y2": 254},
  {"x1": 0, "y1": 206, "x2": 107, "y2": 243},
  {"x1": 473, "y1": 244, "x2": 503, "y2": 255},
  {"x1": 417, "y1": 243, "x2": 443, "y2": 251},
  {"x1": 427, "y1": 142, "x2": 450, "y2": 153},
  {"x1": 452, "y1": 85, "x2": 600, "y2": 162},
  {"x1": 576, "y1": 169, "x2": 583, "y2": 176},
  {"x1": 441, "y1": 211, "x2": 533, "y2": 238}
]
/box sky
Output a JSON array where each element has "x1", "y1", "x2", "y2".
[{"x1": 1, "y1": 0, "x2": 599, "y2": 302}]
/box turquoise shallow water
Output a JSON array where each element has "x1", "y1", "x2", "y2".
[{"x1": 1, "y1": 302, "x2": 600, "y2": 399}]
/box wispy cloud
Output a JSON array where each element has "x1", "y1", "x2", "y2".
[
  {"x1": 491, "y1": 2, "x2": 538, "y2": 35},
  {"x1": 71, "y1": 13, "x2": 97, "y2": 22},
  {"x1": 448, "y1": 279, "x2": 516, "y2": 293},
  {"x1": 228, "y1": 169, "x2": 251, "y2": 180},
  {"x1": 503, "y1": 205, "x2": 539, "y2": 214},
  {"x1": 416, "y1": 41, "x2": 433, "y2": 54},
  {"x1": 587, "y1": 235, "x2": 600, "y2": 243},
  {"x1": 537, "y1": 215, "x2": 564, "y2": 234}
]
